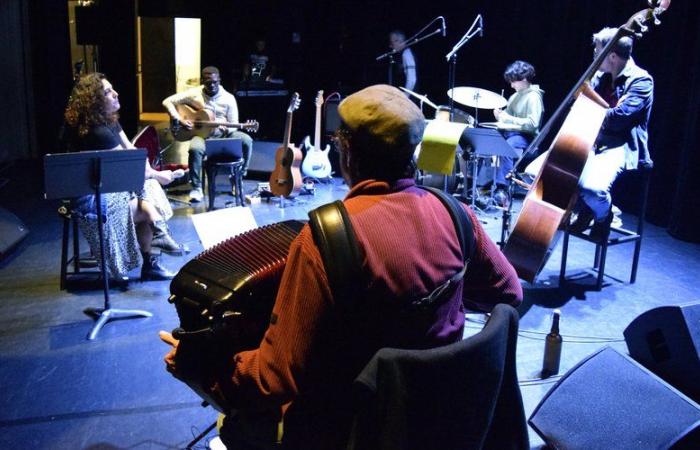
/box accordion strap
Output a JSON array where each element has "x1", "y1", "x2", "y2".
[
  {"x1": 308, "y1": 200, "x2": 363, "y2": 310},
  {"x1": 308, "y1": 188, "x2": 474, "y2": 310},
  {"x1": 416, "y1": 185, "x2": 475, "y2": 263}
]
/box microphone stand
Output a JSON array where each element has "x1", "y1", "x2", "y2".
[
  {"x1": 377, "y1": 18, "x2": 448, "y2": 191},
  {"x1": 445, "y1": 15, "x2": 482, "y2": 196},
  {"x1": 498, "y1": 144, "x2": 538, "y2": 248},
  {"x1": 376, "y1": 16, "x2": 445, "y2": 83},
  {"x1": 445, "y1": 15, "x2": 482, "y2": 122}
]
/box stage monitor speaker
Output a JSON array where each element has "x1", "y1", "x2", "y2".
[
  {"x1": 248, "y1": 141, "x2": 281, "y2": 175},
  {"x1": 324, "y1": 99, "x2": 341, "y2": 134},
  {"x1": 75, "y1": 5, "x2": 104, "y2": 45},
  {"x1": 529, "y1": 346, "x2": 700, "y2": 450},
  {"x1": 624, "y1": 302, "x2": 700, "y2": 403},
  {"x1": 0, "y1": 207, "x2": 29, "y2": 260}
]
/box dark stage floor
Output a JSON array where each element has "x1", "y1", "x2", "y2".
[{"x1": 1, "y1": 163, "x2": 699, "y2": 449}]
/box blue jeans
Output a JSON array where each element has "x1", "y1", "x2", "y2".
[
  {"x1": 188, "y1": 130, "x2": 254, "y2": 189},
  {"x1": 495, "y1": 132, "x2": 530, "y2": 186},
  {"x1": 578, "y1": 145, "x2": 626, "y2": 221}
]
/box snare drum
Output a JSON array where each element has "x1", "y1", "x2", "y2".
[{"x1": 434, "y1": 105, "x2": 475, "y2": 126}]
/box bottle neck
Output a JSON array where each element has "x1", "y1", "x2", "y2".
[{"x1": 550, "y1": 311, "x2": 560, "y2": 335}]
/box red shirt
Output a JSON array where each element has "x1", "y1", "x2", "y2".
[{"x1": 218, "y1": 178, "x2": 522, "y2": 446}]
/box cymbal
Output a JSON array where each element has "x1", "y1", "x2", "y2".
[
  {"x1": 448, "y1": 87, "x2": 507, "y2": 109},
  {"x1": 399, "y1": 87, "x2": 439, "y2": 109}
]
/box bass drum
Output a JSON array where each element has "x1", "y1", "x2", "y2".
[{"x1": 434, "y1": 105, "x2": 475, "y2": 127}]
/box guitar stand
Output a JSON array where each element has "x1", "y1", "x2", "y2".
[{"x1": 275, "y1": 195, "x2": 306, "y2": 209}]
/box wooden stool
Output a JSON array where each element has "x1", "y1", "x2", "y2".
[
  {"x1": 58, "y1": 200, "x2": 104, "y2": 290},
  {"x1": 205, "y1": 159, "x2": 245, "y2": 210}
]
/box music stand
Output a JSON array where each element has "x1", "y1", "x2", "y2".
[
  {"x1": 460, "y1": 128, "x2": 521, "y2": 211},
  {"x1": 44, "y1": 149, "x2": 153, "y2": 340},
  {"x1": 205, "y1": 138, "x2": 243, "y2": 161}
]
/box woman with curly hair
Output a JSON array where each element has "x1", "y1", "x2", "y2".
[{"x1": 63, "y1": 73, "x2": 175, "y2": 281}]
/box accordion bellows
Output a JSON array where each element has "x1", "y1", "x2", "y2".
[{"x1": 168, "y1": 220, "x2": 305, "y2": 412}]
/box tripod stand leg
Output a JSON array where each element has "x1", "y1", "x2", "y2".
[
  {"x1": 467, "y1": 154, "x2": 488, "y2": 217},
  {"x1": 84, "y1": 307, "x2": 153, "y2": 340}
]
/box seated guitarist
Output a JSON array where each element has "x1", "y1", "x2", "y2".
[{"x1": 162, "y1": 66, "x2": 254, "y2": 202}]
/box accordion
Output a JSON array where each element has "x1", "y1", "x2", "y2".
[{"x1": 168, "y1": 220, "x2": 305, "y2": 412}]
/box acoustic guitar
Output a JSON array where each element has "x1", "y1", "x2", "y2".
[
  {"x1": 502, "y1": 0, "x2": 670, "y2": 282},
  {"x1": 301, "y1": 90, "x2": 332, "y2": 179},
  {"x1": 172, "y1": 104, "x2": 259, "y2": 141},
  {"x1": 269, "y1": 93, "x2": 303, "y2": 197}
]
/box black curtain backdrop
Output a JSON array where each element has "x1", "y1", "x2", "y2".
[{"x1": 22, "y1": 0, "x2": 700, "y2": 242}]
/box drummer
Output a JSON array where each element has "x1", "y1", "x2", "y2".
[{"x1": 492, "y1": 60, "x2": 544, "y2": 205}]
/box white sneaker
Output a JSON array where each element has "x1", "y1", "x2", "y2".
[
  {"x1": 189, "y1": 187, "x2": 203, "y2": 203},
  {"x1": 611, "y1": 204, "x2": 623, "y2": 228},
  {"x1": 208, "y1": 436, "x2": 227, "y2": 450}
]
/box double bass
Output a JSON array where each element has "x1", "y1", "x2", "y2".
[{"x1": 503, "y1": 1, "x2": 670, "y2": 282}]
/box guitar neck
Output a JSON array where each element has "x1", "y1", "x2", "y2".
[
  {"x1": 193, "y1": 121, "x2": 245, "y2": 128},
  {"x1": 283, "y1": 111, "x2": 294, "y2": 148},
  {"x1": 313, "y1": 101, "x2": 322, "y2": 149}
]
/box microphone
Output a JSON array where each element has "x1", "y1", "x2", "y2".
[
  {"x1": 441, "y1": 16, "x2": 447, "y2": 37},
  {"x1": 172, "y1": 326, "x2": 213, "y2": 340},
  {"x1": 479, "y1": 14, "x2": 484, "y2": 37}
]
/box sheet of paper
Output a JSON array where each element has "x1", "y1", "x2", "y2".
[
  {"x1": 191, "y1": 206, "x2": 258, "y2": 249},
  {"x1": 417, "y1": 120, "x2": 468, "y2": 175}
]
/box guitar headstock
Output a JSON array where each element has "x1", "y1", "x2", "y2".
[
  {"x1": 288, "y1": 92, "x2": 301, "y2": 113},
  {"x1": 622, "y1": 0, "x2": 671, "y2": 39},
  {"x1": 315, "y1": 90, "x2": 324, "y2": 107},
  {"x1": 243, "y1": 120, "x2": 259, "y2": 133}
]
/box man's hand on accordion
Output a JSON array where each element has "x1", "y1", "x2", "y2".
[{"x1": 159, "y1": 330, "x2": 180, "y2": 377}]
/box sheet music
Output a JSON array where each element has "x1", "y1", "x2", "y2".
[{"x1": 191, "y1": 206, "x2": 258, "y2": 249}]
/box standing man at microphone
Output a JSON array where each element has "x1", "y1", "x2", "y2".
[{"x1": 388, "y1": 30, "x2": 417, "y2": 92}]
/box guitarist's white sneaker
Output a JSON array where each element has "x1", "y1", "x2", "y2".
[{"x1": 189, "y1": 188, "x2": 203, "y2": 203}]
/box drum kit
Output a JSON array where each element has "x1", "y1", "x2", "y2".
[{"x1": 403, "y1": 86, "x2": 516, "y2": 212}]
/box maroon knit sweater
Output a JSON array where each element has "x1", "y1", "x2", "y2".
[{"x1": 217, "y1": 178, "x2": 522, "y2": 447}]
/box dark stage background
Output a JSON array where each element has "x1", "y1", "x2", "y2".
[{"x1": 2, "y1": 0, "x2": 699, "y2": 241}]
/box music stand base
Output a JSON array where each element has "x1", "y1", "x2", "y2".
[{"x1": 84, "y1": 307, "x2": 153, "y2": 340}]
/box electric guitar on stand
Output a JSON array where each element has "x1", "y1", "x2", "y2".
[
  {"x1": 301, "y1": 90, "x2": 332, "y2": 180},
  {"x1": 269, "y1": 93, "x2": 303, "y2": 198},
  {"x1": 171, "y1": 104, "x2": 259, "y2": 141}
]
